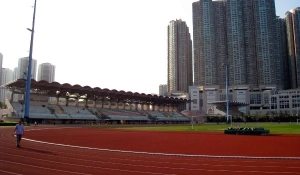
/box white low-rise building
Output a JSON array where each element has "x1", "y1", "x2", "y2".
[{"x1": 187, "y1": 85, "x2": 300, "y2": 117}]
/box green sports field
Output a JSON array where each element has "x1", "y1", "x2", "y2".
[{"x1": 99, "y1": 123, "x2": 300, "y2": 134}]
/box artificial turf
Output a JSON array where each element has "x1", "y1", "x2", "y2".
[{"x1": 95, "y1": 123, "x2": 300, "y2": 134}]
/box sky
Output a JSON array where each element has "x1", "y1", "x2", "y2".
[{"x1": 0, "y1": 0, "x2": 299, "y2": 95}]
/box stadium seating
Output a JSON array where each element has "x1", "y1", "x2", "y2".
[
  {"x1": 59, "y1": 106, "x2": 98, "y2": 120},
  {"x1": 29, "y1": 105, "x2": 57, "y2": 119},
  {"x1": 9, "y1": 102, "x2": 188, "y2": 124},
  {"x1": 11, "y1": 102, "x2": 23, "y2": 117},
  {"x1": 98, "y1": 108, "x2": 150, "y2": 121},
  {"x1": 48, "y1": 105, "x2": 72, "y2": 119},
  {"x1": 146, "y1": 111, "x2": 173, "y2": 121},
  {"x1": 11, "y1": 102, "x2": 57, "y2": 119},
  {"x1": 164, "y1": 111, "x2": 190, "y2": 122}
]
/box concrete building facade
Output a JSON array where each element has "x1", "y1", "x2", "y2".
[
  {"x1": 286, "y1": 7, "x2": 300, "y2": 89},
  {"x1": 0, "y1": 68, "x2": 13, "y2": 102},
  {"x1": 16, "y1": 57, "x2": 37, "y2": 80},
  {"x1": 276, "y1": 17, "x2": 289, "y2": 90},
  {"x1": 167, "y1": 19, "x2": 193, "y2": 93},
  {"x1": 193, "y1": 0, "x2": 220, "y2": 86},
  {"x1": 159, "y1": 84, "x2": 168, "y2": 96},
  {"x1": 0, "y1": 53, "x2": 3, "y2": 85},
  {"x1": 37, "y1": 63, "x2": 55, "y2": 82},
  {"x1": 192, "y1": 0, "x2": 282, "y2": 89},
  {"x1": 188, "y1": 85, "x2": 300, "y2": 117}
]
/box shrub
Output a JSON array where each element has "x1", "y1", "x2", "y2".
[{"x1": 0, "y1": 122, "x2": 17, "y2": 126}]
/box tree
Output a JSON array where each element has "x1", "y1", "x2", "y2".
[{"x1": 0, "y1": 102, "x2": 7, "y2": 109}]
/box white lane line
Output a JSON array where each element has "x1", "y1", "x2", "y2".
[
  {"x1": 26, "y1": 127, "x2": 82, "y2": 131},
  {"x1": 0, "y1": 151, "x2": 176, "y2": 175},
  {"x1": 2, "y1": 151, "x2": 300, "y2": 175},
  {"x1": 1, "y1": 145, "x2": 299, "y2": 171},
  {"x1": 0, "y1": 160, "x2": 92, "y2": 175},
  {"x1": 2, "y1": 130, "x2": 300, "y2": 175},
  {"x1": 0, "y1": 170, "x2": 23, "y2": 175},
  {"x1": 4, "y1": 127, "x2": 300, "y2": 161},
  {"x1": 24, "y1": 138, "x2": 300, "y2": 160}
]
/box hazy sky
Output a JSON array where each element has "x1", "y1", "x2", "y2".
[{"x1": 0, "y1": 0, "x2": 299, "y2": 94}]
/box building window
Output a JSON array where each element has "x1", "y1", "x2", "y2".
[
  {"x1": 279, "y1": 100, "x2": 289, "y2": 109},
  {"x1": 193, "y1": 99, "x2": 198, "y2": 104},
  {"x1": 250, "y1": 94, "x2": 261, "y2": 104}
]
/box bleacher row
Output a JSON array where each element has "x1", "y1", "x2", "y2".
[{"x1": 10, "y1": 102, "x2": 190, "y2": 123}]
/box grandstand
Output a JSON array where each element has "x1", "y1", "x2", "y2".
[
  {"x1": 59, "y1": 105, "x2": 99, "y2": 120},
  {"x1": 164, "y1": 111, "x2": 191, "y2": 122},
  {"x1": 3, "y1": 79, "x2": 191, "y2": 124},
  {"x1": 11, "y1": 102, "x2": 56, "y2": 119}
]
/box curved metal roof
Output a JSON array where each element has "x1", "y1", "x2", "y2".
[{"x1": 5, "y1": 79, "x2": 190, "y2": 106}]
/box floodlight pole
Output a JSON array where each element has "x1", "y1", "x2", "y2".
[
  {"x1": 192, "y1": 116, "x2": 194, "y2": 130},
  {"x1": 225, "y1": 64, "x2": 230, "y2": 124},
  {"x1": 24, "y1": 0, "x2": 37, "y2": 123},
  {"x1": 273, "y1": 88, "x2": 276, "y2": 117},
  {"x1": 297, "y1": 90, "x2": 299, "y2": 117}
]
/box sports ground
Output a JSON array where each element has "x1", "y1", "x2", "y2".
[{"x1": 1, "y1": 124, "x2": 300, "y2": 175}]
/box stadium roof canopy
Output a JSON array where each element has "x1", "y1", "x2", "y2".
[
  {"x1": 208, "y1": 101, "x2": 249, "y2": 115},
  {"x1": 4, "y1": 79, "x2": 190, "y2": 106}
]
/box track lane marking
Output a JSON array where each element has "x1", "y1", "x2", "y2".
[
  {"x1": 2, "y1": 128, "x2": 300, "y2": 175},
  {"x1": 0, "y1": 160, "x2": 92, "y2": 175},
  {"x1": 0, "y1": 151, "x2": 176, "y2": 175},
  {"x1": 3, "y1": 128, "x2": 300, "y2": 160},
  {"x1": 1, "y1": 145, "x2": 299, "y2": 171},
  {"x1": 0, "y1": 170, "x2": 24, "y2": 175},
  {"x1": 24, "y1": 138, "x2": 300, "y2": 160},
  {"x1": 1, "y1": 151, "x2": 300, "y2": 175},
  {"x1": 3, "y1": 128, "x2": 300, "y2": 162}
]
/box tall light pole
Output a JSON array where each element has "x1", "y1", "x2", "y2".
[
  {"x1": 223, "y1": 63, "x2": 230, "y2": 124},
  {"x1": 24, "y1": 0, "x2": 37, "y2": 123},
  {"x1": 297, "y1": 89, "x2": 299, "y2": 117},
  {"x1": 273, "y1": 88, "x2": 276, "y2": 117},
  {"x1": 295, "y1": 89, "x2": 299, "y2": 118},
  {"x1": 269, "y1": 90, "x2": 271, "y2": 114}
]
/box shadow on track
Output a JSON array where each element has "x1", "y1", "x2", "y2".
[{"x1": 19, "y1": 147, "x2": 55, "y2": 155}]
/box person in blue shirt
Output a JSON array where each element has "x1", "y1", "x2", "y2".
[{"x1": 14, "y1": 119, "x2": 25, "y2": 148}]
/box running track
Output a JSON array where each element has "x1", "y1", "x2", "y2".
[{"x1": 1, "y1": 125, "x2": 300, "y2": 175}]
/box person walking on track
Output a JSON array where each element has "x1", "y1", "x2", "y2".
[{"x1": 14, "y1": 119, "x2": 25, "y2": 148}]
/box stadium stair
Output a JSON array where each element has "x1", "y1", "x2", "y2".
[{"x1": 86, "y1": 108, "x2": 103, "y2": 120}]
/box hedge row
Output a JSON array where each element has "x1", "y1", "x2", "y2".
[
  {"x1": 224, "y1": 127, "x2": 270, "y2": 135},
  {"x1": 0, "y1": 122, "x2": 17, "y2": 126}
]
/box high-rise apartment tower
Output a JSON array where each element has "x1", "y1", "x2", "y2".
[
  {"x1": 167, "y1": 19, "x2": 193, "y2": 93},
  {"x1": 286, "y1": 7, "x2": 300, "y2": 89},
  {"x1": 16, "y1": 57, "x2": 37, "y2": 80},
  {"x1": 0, "y1": 68, "x2": 13, "y2": 102},
  {"x1": 37, "y1": 63, "x2": 55, "y2": 82},
  {"x1": 193, "y1": 0, "x2": 281, "y2": 89}
]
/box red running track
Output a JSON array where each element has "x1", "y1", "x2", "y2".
[{"x1": 1, "y1": 125, "x2": 300, "y2": 175}]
